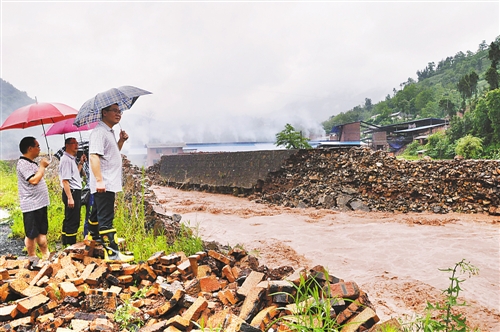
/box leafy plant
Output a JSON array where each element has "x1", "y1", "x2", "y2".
[
  {"x1": 401, "y1": 140, "x2": 422, "y2": 157},
  {"x1": 114, "y1": 286, "x2": 151, "y2": 329},
  {"x1": 270, "y1": 271, "x2": 345, "y2": 331},
  {"x1": 275, "y1": 123, "x2": 312, "y2": 149},
  {"x1": 113, "y1": 167, "x2": 204, "y2": 261},
  {"x1": 402, "y1": 259, "x2": 479, "y2": 332},
  {"x1": 455, "y1": 135, "x2": 483, "y2": 159}
]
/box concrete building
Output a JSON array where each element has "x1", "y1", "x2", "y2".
[{"x1": 146, "y1": 142, "x2": 186, "y2": 167}]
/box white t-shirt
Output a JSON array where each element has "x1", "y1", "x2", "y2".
[{"x1": 89, "y1": 121, "x2": 123, "y2": 194}]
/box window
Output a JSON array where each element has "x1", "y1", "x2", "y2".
[{"x1": 156, "y1": 148, "x2": 162, "y2": 154}]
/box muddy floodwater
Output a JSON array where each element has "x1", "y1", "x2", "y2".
[{"x1": 153, "y1": 186, "x2": 500, "y2": 331}]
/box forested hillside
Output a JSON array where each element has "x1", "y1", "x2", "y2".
[
  {"x1": 0, "y1": 79, "x2": 37, "y2": 159},
  {"x1": 322, "y1": 37, "x2": 500, "y2": 159}
]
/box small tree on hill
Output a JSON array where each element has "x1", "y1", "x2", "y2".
[
  {"x1": 455, "y1": 134, "x2": 483, "y2": 159},
  {"x1": 275, "y1": 124, "x2": 312, "y2": 149}
]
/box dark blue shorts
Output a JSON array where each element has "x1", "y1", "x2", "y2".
[{"x1": 23, "y1": 206, "x2": 48, "y2": 239}]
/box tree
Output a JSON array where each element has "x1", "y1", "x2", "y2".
[
  {"x1": 478, "y1": 40, "x2": 488, "y2": 52},
  {"x1": 275, "y1": 124, "x2": 312, "y2": 149},
  {"x1": 471, "y1": 94, "x2": 494, "y2": 145},
  {"x1": 414, "y1": 88, "x2": 434, "y2": 112},
  {"x1": 425, "y1": 131, "x2": 454, "y2": 159},
  {"x1": 485, "y1": 66, "x2": 499, "y2": 90},
  {"x1": 439, "y1": 98, "x2": 456, "y2": 117},
  {"x1": 457, "y1": 71, "x2": 479, "y2": 106},
  {"x1": 486, "y1": 41, "x2": 500, "y2": 90},
  {"x1": 484, "y1": 89, "x2": 500, "y2": 143},
  {"x1": 455, "y1": 134, "x2": 483, "y2": 159},
  {"x1": 364, "y1": 98, "x2": 373, "y2": 112},
  {"x1": 488, "y1": 41, "x2": 500, "y2": 67}
]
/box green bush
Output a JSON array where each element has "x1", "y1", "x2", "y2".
[
  {"x1": 402, "y1": 141, "x2": 422, "y2": 157},
  {"x1": 455, "y1": 135, "x2": 483, "y2": 159}
]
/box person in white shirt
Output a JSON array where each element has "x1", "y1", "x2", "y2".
[
  {"x1": 16, "y1": 136, "x2": 51, "y2": 260},
  {"x1": 58, "y1": 137, "x2": 84, "y2": 246},
  {"x1": 88, "y1": 103, "x2": 134, "y2": 262}
]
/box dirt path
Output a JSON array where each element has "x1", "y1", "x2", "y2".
[{"x1": 152, "y1": 186, "x2": 500, "y2": 331}]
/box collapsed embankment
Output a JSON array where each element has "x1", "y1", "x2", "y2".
[{"x1": 150, "y1": 148, "x2": 500, "y2": 215}]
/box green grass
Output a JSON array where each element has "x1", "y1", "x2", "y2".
[
  {"x1": 270, "y1": 270, "x2": 345, "y2": 331},
  {"x1": 113, "y1": 168, "x2": 203, "y2": 261},
  {"x1": 0, "y1": 160, "x2": 203, "y2": 260},
  {"x1": 1, "y1": 160, "x2": 69, "y2": 254}
]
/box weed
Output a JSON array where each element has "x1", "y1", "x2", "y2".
[
  {"x1": 192, "y1": 319, "x2": 223, "y2": 331},
  {"x1": 114, "y1": 301, "x2": 142, "y2": 330},
  {"x1": 270, "y1": 271, "x2": 345, "y2": 331},
  {"x1": 402, "y1": 259, "x2": 479, "y2": 332},
  {"x1": 114, "y1": 285, "x2": 151, "y2": 329}
]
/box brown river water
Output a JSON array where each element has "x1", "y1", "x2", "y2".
[{"x1": 152, "y1": 185, "x2": 500, "y2": 331}]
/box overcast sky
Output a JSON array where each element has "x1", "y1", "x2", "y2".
[{"x1": 1, "y1": 0, "x2": 499, "y2": 146}]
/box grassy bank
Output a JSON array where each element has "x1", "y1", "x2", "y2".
[{"x1": 0, "y1": 160, "x2": 203, "y2": 260}]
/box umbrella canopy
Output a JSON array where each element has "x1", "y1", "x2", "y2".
[
  {"x1": 74, "y1": 86, "x2": 151, "y2": 127},
  {"x1": 0, "y1": 102, "x2": 78, "y2": 130},
  {"x1": 45, "y1": 118, "x2": 98, "y2": 136},
  {"x1": 0, "y1": 102, "x2": 79, "y2": 152}
]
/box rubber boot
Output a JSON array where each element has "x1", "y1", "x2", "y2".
[
  {"x1": 100, "y1": 230, "x2": 134, "y2": 263},
  {"x1": 66, "y1": 234, "x2": 77, "y2": 246},
  {"x1": 87, "y1": 220, "x2": 102, "y2": 243},
  {"x1": 84, "y1": 220, "x2": 103, "y2": 258}
]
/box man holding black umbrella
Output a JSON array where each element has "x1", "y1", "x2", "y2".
[{"x1": 88, "y1": 103, "x2": 134, "y2": 262}]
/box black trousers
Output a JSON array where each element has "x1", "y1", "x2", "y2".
[
  {"x1": 90, "y1": 191, "x2": 116, "y2": 231},
  {"x1": 62, "y1": 189, "x2": 81, "y2": 245}
]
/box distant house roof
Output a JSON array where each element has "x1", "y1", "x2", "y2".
[
  {"x1": 146, "y1": 142, "x2": 186, "y2": 149},
  {"x1": 316, "y1": 141, "x2": 363, "y2": 148},
  {"x1": 393, "y1": 123, "x2": 447, "y2": 133},
  {"x1": 364, "y1": 118, "x2": 447, "y2": 134}
]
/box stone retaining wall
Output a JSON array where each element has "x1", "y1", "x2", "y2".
[
  {"x1": 150, "y1": 148, "x2": 500, "y2": 214},
  {"x1": 153, "y1": 150, "x2": 297, "y2": 193}
]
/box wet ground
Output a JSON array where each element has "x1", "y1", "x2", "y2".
[
  {"x1": 0, "y1": 221, "x2": 25, "y2": 256},
  {"x1": 152, "y1": 185, "x2": 500, "y2": 331}
]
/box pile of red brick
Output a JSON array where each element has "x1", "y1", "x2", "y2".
[{"x1": 0, "y1": 242, "x2": 400, "y2": 332}]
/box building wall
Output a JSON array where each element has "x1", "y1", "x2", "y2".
[
  {"x1": 372, "y1": 131, "x2": 387, "y2": 150},
  {"x1": 157, "y1": 149, "x2": 298, "y2": 191},
  {"x1": 147, "y1": 147, "x2": 184, "y2": 167},
  {"x1": 341, "y1": 122, "x2": 361, "y2": 142}
]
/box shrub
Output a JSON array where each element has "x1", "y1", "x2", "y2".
[{"x1": 455, "y1": 135, "x2": 483, "y2": 159}]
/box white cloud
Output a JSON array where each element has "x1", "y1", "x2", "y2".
[{"x1": 1, "y1": 1, "x2": 498, "y2": 144}]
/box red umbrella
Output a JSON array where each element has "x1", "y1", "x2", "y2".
[
  {"x1": 45, "y1": 118, "x2": 98, "y2": 137},
  {"x1": 0, "y1": 101, "x2": 79, "y2": 152}
]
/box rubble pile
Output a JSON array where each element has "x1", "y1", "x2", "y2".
[
  {"x1": 258, "y1": 148, "x2": 500, "y2": 214},
  {"x1": 0, "y1": 245, "x2": 397, "y2": 332}
]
